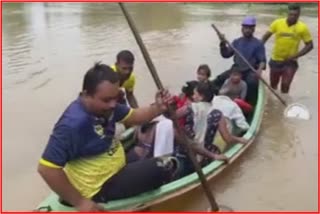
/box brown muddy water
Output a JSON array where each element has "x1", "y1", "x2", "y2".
[{"x1": 2, "y1": 2, "x2": 318, "y2": 211}]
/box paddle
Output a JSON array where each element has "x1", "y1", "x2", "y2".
[
  {"x1": 211, "y1": 23, "x2": 311, "y2": 120},
  {"x1": 119, "y1": 3, "x2": 222, "y2": 212}
]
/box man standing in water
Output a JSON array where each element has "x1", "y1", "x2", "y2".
[
  {"x1": 212, "y1": 16, "x2": 266, "y2": 106},
  {"x1": 261, "y1": 4, "x2": 313, "y2": 94},
  {"x1": 111, "y1": 50, "x2": 139, "y2": 108}
]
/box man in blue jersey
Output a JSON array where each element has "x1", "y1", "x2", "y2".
[{"x1": 38, "y1": 62, "x2": 178, "y2": 211}]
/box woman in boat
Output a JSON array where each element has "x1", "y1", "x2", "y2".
[
  {"x1": 175, "y1": 80, "x2": 249, "y2": 135},
  {"x1": 126, "y1": 81, "x2": 197, "y2": 162},
  {"x1": 126, "y1": 81, "x2": 217, "y2": 163},
  {"x1": 173, "y1": 82, "x2": 248, "y2": 177},
  {"x1": 127, "y1": 82, "x2": 248, "y2": 178},
  {"x1": 125, "y1": 111, "x2": 227, "y2": 173},
  {"x1": 173, "y1": 80, "x2": 198, "y2": 127}
]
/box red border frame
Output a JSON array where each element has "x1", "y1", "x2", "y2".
[
  {"x1": 1, "y1": 0, "x2": 319, "y2": 213},
  {"x1": 0, "y1": 0, "x2": 319, "y2": 2}
]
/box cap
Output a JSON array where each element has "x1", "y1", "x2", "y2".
[{"x1": 242, "y1": 16, "x2": 256, "y2": 26}]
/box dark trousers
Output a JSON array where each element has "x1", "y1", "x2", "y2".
[
  {"x1": 175, "y1": 156, "x2": 194, "y2": 178},
  {"x1": 60, "y1": 157, "x2": 175, "y2": 206},
  {"x1": 212, "y1": 68, "x2": 259, "y2": 106},
  {"x1": 92, "y1": 157, "x2": 174, "y2": 203},
  {"x1": 269, "y1": 59, "x2": 298, "y2": 93}
]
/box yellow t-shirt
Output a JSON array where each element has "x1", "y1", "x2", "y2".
[
  {"x1": 64, "y1": 140, "x2": 126, "y2": 198},
  {"x1": 269, "y1": 18, "x2": 312, "y2": 61},
  {"x1": 111, "y1": 65, "x2": 136, "y2": 92}
]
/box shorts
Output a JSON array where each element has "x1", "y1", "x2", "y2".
[{"x1": 269, "y1": 59, "x2": 299, "y2": 71}]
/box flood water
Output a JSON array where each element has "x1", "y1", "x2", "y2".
[{"x1": 2, "y1": 3, "x2": 318, "y2": 211}]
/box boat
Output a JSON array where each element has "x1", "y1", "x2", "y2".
[{"x1": 36, "y1": 82, "x2": 266, "y2": 212}]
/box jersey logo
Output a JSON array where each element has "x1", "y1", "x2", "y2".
[{"x1": 94, "y1": 124, "x2": 106, "y2": 139}]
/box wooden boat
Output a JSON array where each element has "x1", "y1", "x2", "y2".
[{"x1": 36, "y1": 82, "x2": 266, "y2": 212}]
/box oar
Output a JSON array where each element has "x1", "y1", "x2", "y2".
[
  {"x1": 119, "y1": 3, "x2": 222, "y2": 212},
  {"x1": 211, "y1": 23, "x2": 311, "y2": 120}
]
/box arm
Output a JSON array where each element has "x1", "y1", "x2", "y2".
[
  {"x1": 289, "y1": 41, "x2": 313, "y2": 60},
  {"x1": 175, "y1": 105, "x2": 189, "y2": 119},
  {"x1": 257, "y1": 62, "x2": 266, "y2": 74},
  {"x1": 261, "y1": 19, "x2": 277, "y2": 44},
  {"x1": 261, "y1": 31, "x2": 273, "y2": 44},
  {"x1": 190, "y1": 143, "x2": 227, "y2": 161},
  {"x1": 174, "y1": 131, "x2": 227, "y2": 162},
  {"x1": 123, "y1": 105, "x2": 162, "y2": 127},
  {"x1": 123, "y1": 89, "x2": 173, "y2": 127},
  {"x1": 286, "y1": 25, "x2": 313, "y2": 61},
  {"x1": 256, "y1": 42, "x2": 267, "y2": 74},
  {"x1": 125, "y1": 90, "x2": 139, "y2": 108},
  {"x1": 219, "y1": 79, "x2": 230, "y2": 95},
  {"x1": 125, "y1": 103, "x2": 190, "y2": 126},
  {"x1": 295, "y1": 26, "x2": 314, "y2": 58},
  {"x1": 38, "y1": 166, "x2": 100, "y2": 211},
  {"x1": 124, "y1": 74, "x2": 138, "y2": 108},
  {"x1": 38, "y1": 126, "x2": 103, "y2": 211},
  {"x1": 218, "y1": 115, "x2": 247, "y2": 144},
  {"x1": 240, "y1": 82, "x2": 247, "y2": 100}
]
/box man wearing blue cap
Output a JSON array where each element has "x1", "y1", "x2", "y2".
[{"x1": 213, "y1": 16, "x2": 266, "y2": 106}]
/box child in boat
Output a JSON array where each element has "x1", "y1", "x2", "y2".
[
  {"x1": 173, "y1": 64, "x2": 211, "y2": 112},
  {"x1": 219, "y1": 68, "x2": 248, "y2": 100},
  {"x1": 174, "y1": 82, "x2": 248, "y2": 177},
  {"x1": 219, "y1": 69, "x2": 253, "y2": 113},
  {"x1": 197, "y1": 64, "x2": 211, "y2": 83}
]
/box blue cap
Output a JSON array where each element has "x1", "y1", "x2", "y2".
[{"x1": 242, "y1": 16, "x2": 256, "y2": 26}]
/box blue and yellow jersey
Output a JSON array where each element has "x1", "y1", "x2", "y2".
[{"x1": 39, "y1": 97, "x2": 133, "y2": 198}]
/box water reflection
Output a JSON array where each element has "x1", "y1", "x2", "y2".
[{"x1": 131, "y1": 3, "x2": 185, "y2": 33}]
